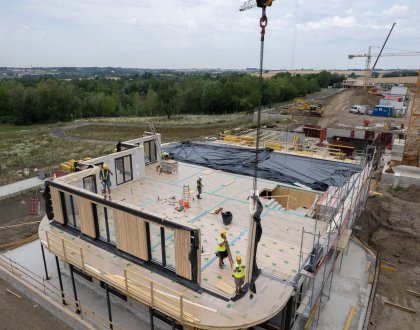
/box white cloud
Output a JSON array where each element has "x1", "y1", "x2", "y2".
[
  {"x1": 0, "y1": 0, "x2": 418, "y2": 68},
  {"x1": 300, "y1": 16, "x2": 357, "y2": 30},
  {"x1": 382, "y1": 4, "x2": 409, "y2": 16}
]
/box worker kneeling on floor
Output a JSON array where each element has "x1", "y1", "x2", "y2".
[{"x1": 233, "y1": 255, "x2": 245, "y2": 295}]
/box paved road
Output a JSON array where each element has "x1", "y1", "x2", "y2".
[{"x1": 0, "y1": 177, "x2": 44, "y2": 200}]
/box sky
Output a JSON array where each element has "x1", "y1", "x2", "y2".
[{"x1": 0, "y1": 0, "x2": 419, "y2": 69}]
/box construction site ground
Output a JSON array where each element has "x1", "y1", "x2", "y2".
[
  {"x1": 355, "y1": 185, "x2": 420, "y2": 330},
  {"x1": 312, "y1": 89, "x2": 408, "y2": 127},
  {"x1": 0, "y1": 87, "x2": 417, "y2": 329},
  {"x1": 0, "y1": 277, "x2": 72, "y2": 330}
]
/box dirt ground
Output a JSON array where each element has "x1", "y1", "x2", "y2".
[
  {"x1": 315, "y1": 89, "x2": 407, "y2": 127},
  {"x1": 0, "y1": 190, "x2": 44, "y2": 250},
  {"x1": 355, "y1": 184, "x2": 420, "y2": 330},
  {"x1": 0, "y1": 277, "x2": 72, "y2": 330}
]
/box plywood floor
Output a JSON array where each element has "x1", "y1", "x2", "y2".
[
  {"x1": 110, "y1": 162, "x2": 327, "y2": 294},
  {"x1": 40, "y1": 161, "x2": 329, "y2": 328}
]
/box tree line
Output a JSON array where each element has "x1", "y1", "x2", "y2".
[{"x1": 0, "y1": 71, "x2": 344, "y2": 125}]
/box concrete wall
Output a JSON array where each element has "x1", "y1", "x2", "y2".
[
  {"x1": 381, "y1": 165, "x2": 420, "y2": 186},
  {"x1": 81, "y1": 147, "x2": 145, "y2": 193},
  {"x1": 327, "y1": 128, "x2": 352, "y2": 139}
]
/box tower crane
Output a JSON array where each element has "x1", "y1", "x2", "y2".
[
  {"x1": 348, "y1": 48, "x2": 420, "y2": 88},
  {"x1": 348, "y1": 22, "x2": 396, "y2": 88}
]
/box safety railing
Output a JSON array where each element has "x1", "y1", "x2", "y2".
[
  {"x1": 46, "y1": 231, "x2": 85, "y2": 271},
  {"x1": 0, "y1": 253, "x2": 122, "y2": 330},
  {"x1": 44, "y1": 230, "x2": 198, "y2": 325}
]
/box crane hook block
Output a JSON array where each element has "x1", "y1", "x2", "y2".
[{"x1": 257, "y1": 0, "x2": 273, "y2": 8}]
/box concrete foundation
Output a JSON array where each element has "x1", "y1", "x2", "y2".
[{"x1": 381, "y1": 164, "x2": 420, "y2": 186}]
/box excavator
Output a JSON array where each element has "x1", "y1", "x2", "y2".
[{"x1": 288, "y1": 98, "x2": 324, "y2": 117}]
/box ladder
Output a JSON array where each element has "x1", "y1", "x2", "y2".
[
  {"x1": 149, "y1": 123, "x2": 156, "y2": 135},
  {"x1": 183, "y1": 185, "x2": 191, "y2": 202}
]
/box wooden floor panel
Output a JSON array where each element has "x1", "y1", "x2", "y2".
[{"x1": 45, "y1": 161, "x2": 329, "y2": 328}]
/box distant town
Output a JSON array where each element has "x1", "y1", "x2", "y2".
[{"x1": 0, "y1": 66, "x2": 417, "y2": 80}]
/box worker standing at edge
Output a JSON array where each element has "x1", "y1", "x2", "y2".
[
  {"x1": 100, "y1": 163, "x2": 113, "y2": 200},
  {"x1": 233, "y1": 256, "x2": 245, "y2": 295},
  {"x1": 216, "y1": 231, "x2": 228, "y2": 269},
  {"x1": 197, "y1": 176, "x2": 204, "y2": 199}
]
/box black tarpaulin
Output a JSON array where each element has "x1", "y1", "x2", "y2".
[{"x1": 163, "y1": 141, "x2": 362, "y2": 191}]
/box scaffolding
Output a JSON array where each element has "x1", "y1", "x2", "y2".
[{"x1": 294, "y1": 146, "x2": 375, "y2": 329}]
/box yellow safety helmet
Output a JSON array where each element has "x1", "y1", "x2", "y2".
[
  {"x1": 236, "y1": 256, "x2": 241, "y2": 262},
  {"x1": 221, "y1": 230, "x2": 226, "y2": 236},
  {"x1": 103, "y1": 163, "x2": 108, "y2": 170}
]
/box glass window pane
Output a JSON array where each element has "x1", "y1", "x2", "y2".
[
  {"x1": 72, "y1": 196, "x2": 80, "y2": 229},
  {"x1": 149, "y1": 223, "x2": 163, "y2": 265},
  {"x1": 123, "y1": 156, "x2": 132, "y2": 181},
  {"x1": 164, "y1": 228, "x2": 176, "y2": 270},
  {"x1": 83, "y1": 176, "x2": 96, "y2": 193},
  {"x1": 96, "y1": 205, "x2": 108, "y2": 241},
  {"x1": 107, "y1": 209, "x2": 116, "y2": 245},
  {"x1": 115, "y1": 158, "x2": 124, "y2": 185},
  {"x1": 144, "y1": 141, "x2": 151, "y2": 163},
  {"x1": 150, "y1": 141, "x2": 157, "y2": 162},
  {"x1": 64, "y1": 194, "x2": 73, "y2": 225}
]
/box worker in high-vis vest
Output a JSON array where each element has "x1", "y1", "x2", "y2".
[
  {"x1": 216, "y1": 231, "x2": 228, "y2": 269},
  {"x1": 100, "y1": 163, "x2": 113, "y2": 200},
  {"x1": 233, "y1": 255, "x2": 245, "y2": 295}
]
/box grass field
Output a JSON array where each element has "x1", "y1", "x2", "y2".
[
  {"x1": 67, "y1": 123, "x2": 245, "y2": 143},
  {"x1": 0, "y1": 115, "x2": 252, "y2": 185},
  {"x1": 0, "y1": 124, "x2": 113, "y2": 185}
]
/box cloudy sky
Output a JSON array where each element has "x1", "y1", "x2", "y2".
[{"x1": 0, "y1": 0, "x2": 419, "y2": 69}]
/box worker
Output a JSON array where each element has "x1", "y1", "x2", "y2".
[
  {"x1": 100, "y1": 163, "x2": 113, "y2": 200},
  {"x1": 216, "y1": 231, "x2": 228, "y2": 269},
  {"x1": 162, "y1": 151, "x2": 170, "y2": 160},
  {"x1": 232, "y1": 256, "x2": 245, "y2": 295},
  {"x1": 197, "y1": 176, "x2": 204, "y2": 199}
]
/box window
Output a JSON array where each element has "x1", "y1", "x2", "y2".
[
  {"x1": 62, "y1": 193, "x2": 80, "y2": 229},
  {"x1": 83, "y1": 175, "x2": 97, "y2": 193},
  {"x1": 94, "y1": 205, "x2": 116, "y2": 245},
  {"x1": 115, "y1": 155, "x2": 133, "y2": 185},
  {"x1": 148, "y1": 223, "x2": 176, "y2": 271},
  {"x1": 144, "y1": 140, "x2": 157, "y2": 164},
  {"x1": 150, "y1": 223, "x2": 163, "y2": 265}
]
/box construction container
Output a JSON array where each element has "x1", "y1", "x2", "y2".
[
  {"x1": 221, "y1": 211, "x2": 232, "y2": 225},
  {"x1": 372, "y1": 105, "x2": 395, "y2": 117}
]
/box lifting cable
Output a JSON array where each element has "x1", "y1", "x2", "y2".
[{"x1": 252, "y1": 8, "x2": 268, "y2": 195}]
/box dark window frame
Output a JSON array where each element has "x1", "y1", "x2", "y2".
[
  {"x1": 114, "y1": 155, "x2": 133, "y2": 185},
  {"x1": 61, "y1": 192, "x2": 80, "y2": 230},
  {"x1": 93, "y1": 204, "x2": 116, "y2": 246},
  {"x1": 144, "y1": 140, "x2": 157, "y2": 164},
  {"x1": 83, "y1": 175, "x2": 97, "y2": 193},
  {"x1": 146, "y1": 223, "x2": 176, "y2": 272}
]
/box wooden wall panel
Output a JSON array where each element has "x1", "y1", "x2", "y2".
[
  {"x1": 78, "y1": 197, "x2": 96, "y2": 238},
  {"x1": 114, "y1": 209, "x2": 148, "y2": 261},
  {"x1": 50, "y1": 187, "x2": 64, "y2": 224},
  {"x1": 175, "y1": 229, "x2": 192, "y2": 280}
]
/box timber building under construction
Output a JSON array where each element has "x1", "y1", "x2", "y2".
[{"x1": 37, "y1": 131, "x2": 375, "y2": 329}]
